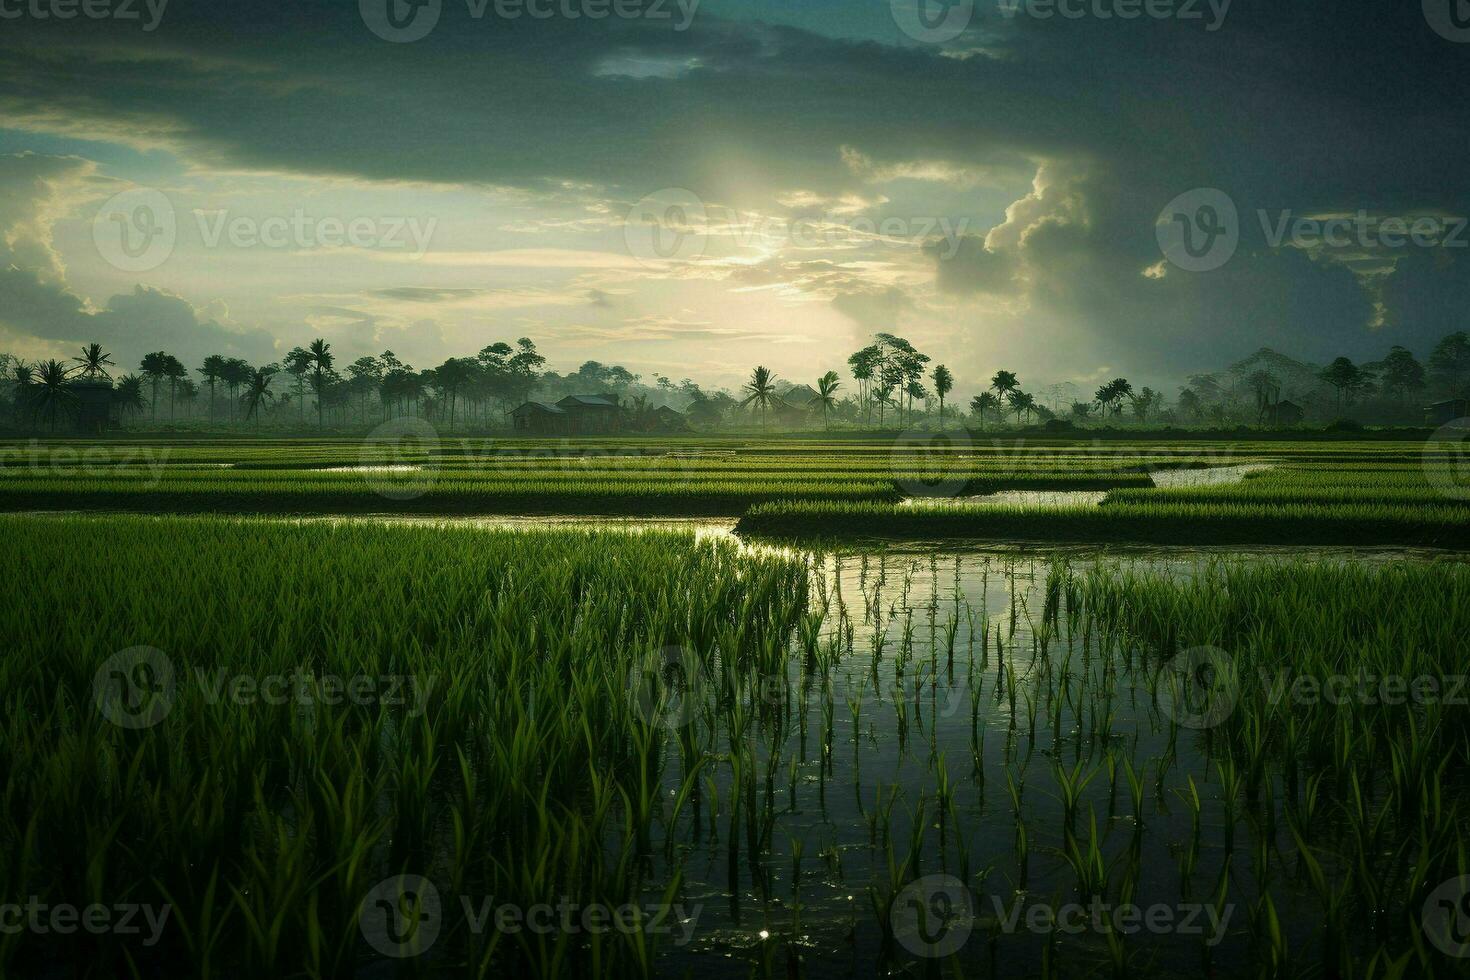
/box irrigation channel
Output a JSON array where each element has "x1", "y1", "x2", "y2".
[{"x1": 175, "y1": 511, "x2": 1465, "y2": 976}]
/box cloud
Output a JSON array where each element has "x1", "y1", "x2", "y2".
[
  {"x1": 0, "y1": 3, "x2": 1467, "y2": 382},
  {"x1": 0, "y1": 153, "x2": 276, "y2": 367}
]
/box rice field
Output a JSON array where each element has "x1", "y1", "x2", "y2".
[{"x1": 8, "y1": 434, "x2": 1470, "y2": 977}]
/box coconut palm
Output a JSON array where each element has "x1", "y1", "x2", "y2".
[
  {"x1": 221, "y1": 358, "x2": 251, "y2": 424},
  {"x1": 139, "y1": 351, "x2": 170, "y2": 421},
  {"x1": 10, "y1": 361, "x2": 34, "y2": 425},
  {"x1": 198, "y1": 354, "x2": 226, "y2": 426},
  {"x1": 241, "y1": 367, "x2": 277, "y2": 425},
  {"x1": 308, "y1": 338, "x2": 333, "y2": 429},
  {"x1": 970, "y1": 391, "x2": 997, "y2": 428},
  {"x1": 740, "y1": 366, "x2": 779, "y2": 427},
  {"x1": 931, "y1": 364, "x2": 953, "y2": 429},
  {"x1": 1093, "y1": 378, "x2": 1133, "y2": 418},
  {"x1": 163, "y1": 355, "x2": 187, "y2": 420},
  {"x1": 32, "y1": 359, "x2": 75, "y2": 433},
  {"x1": 113, "y1": 374, "x2": 146, "y2": 421},
  {"x1": 990, "y1": 371, "x2": 1019, "y2": 416},
  {"x1": 808, "y1": 371, "x2": 842, "y2": 430},
  {"x1": 1007, "y1": 389, "x2": 1035, "y2": 424},
  {"x1": 72, "y1": 343, "x2": 114, "y2": 380}
]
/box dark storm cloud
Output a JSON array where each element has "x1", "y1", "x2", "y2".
[{"x1": 0, "y1": 1, "x2": 1466, "y2": 371}]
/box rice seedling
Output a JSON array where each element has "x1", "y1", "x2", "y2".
[{"x1": 10, "y1": 435, "x2": 1469, "y2": 977}]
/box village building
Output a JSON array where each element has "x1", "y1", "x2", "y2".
[
  {"x1": 508, "y1": 393, "x2": 623, "y2": 434},
  {"x1": 1425, "y1": 398, "x2": 1470, "y2": 427}
]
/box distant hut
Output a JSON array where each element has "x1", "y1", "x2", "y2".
[
  {"x1": 1270, "y1": 400, "x2": 1304, "y2": 426},
  {"x1": 554, "y1": 394, "x2": 622, "y2": 434},
  {"x1": 72, "y1": 380, "x2": 114, "y2": 434},
  {"x1": 508, "y1": 401, "x2": 567, "y2": 434},
  {"x1": 1426, "y1": 398, "x2": 1470, "y2": 427},
  {"x1": 651, "y1": 405, "x2": 688, "y2": 432}
]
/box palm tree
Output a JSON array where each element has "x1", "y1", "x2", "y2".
[
  {"x1": 10, "y1": 361, "x2": 34, "y2": 425},
  {"x1": 931, "y1": 364, "x2": 953, "y2": 429},
  {"x1": 970, "y1": 392, "x2": 997, "y2": 428},
  {"x1": 220, "y1": 358, "x2": 251, "y2": 424},
  {"x1": 1007, "y1": 389, "x2": 1035, "y2": 424},
  {"x1": 163, "y1": 355, "x2": 187, "y2": 420},
  {"x1": 198, "y1": 354, "x2": 226, "y2": 426},
  {"x1": 139, "y1": 351, "x2": 169, "y2": 421},
  {"x1": 308, "y1": 338, "x2": 333, "y2": 429},
  {"x1": 740, "y1": 366, "x2": 779, "y2": 427},
  {"x1": 990, "y1": 371, "x2": 1019, "y2": 421},
  {"x1": 241, "y1": 367, "x2": 277, "y2": 425},
  {"x1": 809, "y1": 371, "x2": 841, "y2": 430},
  {"x1": 72, "y1": 343, "x2": 114, "y2": 379},
  {"x1": 32, "y1": 359, "x2": 75, "y2": 433},
  {"x1": 113, "y1": 374, "x2": 146, "y2": 422},
  {"x1": 284, "y1": 347, "x2": 312, "y2": 423}
]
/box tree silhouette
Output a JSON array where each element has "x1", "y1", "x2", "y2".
[
  {"x1": 809, "y1": 371, "x2": 841, "y2": 430},
  {"x1": 931, "y1": 364, "x2": 953, "y2": 429},
  {"x1": 139, "y1": 351, "x2": 169, "y2": 421},
  {"x1": 970, "y1": 391, "x2": 997, "y2": 428},
  {"x1": 242, "y1": 366, "x2": 278, "y2": 425},
  {"x1": 199, "y1": 355, "x2": 226, "y2": 426},
  {"x1": 308, "y1": 339, "x2": 333, "y2": 429},
  {"x1": 73, "y1": 343, "x2": 114, "y2": 380},
  {"x1": 32, "y1": 359, "x2": 74, "y2": 433},
  {"x1": 740, "y1": 366, "x2": 779, "y2": 427}
]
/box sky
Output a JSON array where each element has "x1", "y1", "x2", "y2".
[{"x1": 0, "y1": 0, "x2": 1466, "y2": 398}]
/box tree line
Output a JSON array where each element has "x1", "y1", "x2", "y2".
[{"x1": 6, "y1": 330, "x2": 1469, "y2": 433}]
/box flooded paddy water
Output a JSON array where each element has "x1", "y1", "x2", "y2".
[{"x1": 278, "y1": 513, "x2": 1466, "y2": 976}]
